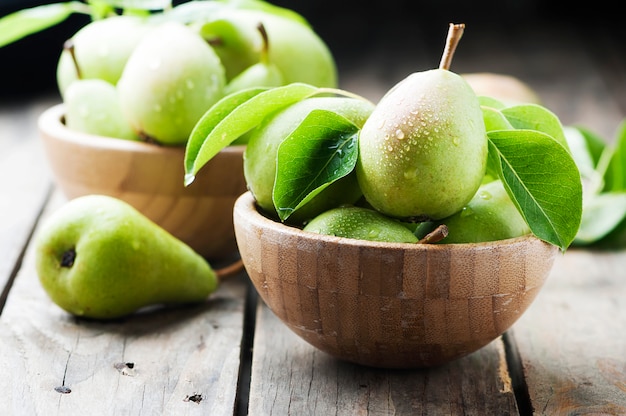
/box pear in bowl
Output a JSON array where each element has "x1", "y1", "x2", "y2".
[
  {"x1": 233, "y1": 191, "x2": 558, "y2": 368},
  {"x1": 38, "y1": 104, "x2": 247, "y2": 260}
]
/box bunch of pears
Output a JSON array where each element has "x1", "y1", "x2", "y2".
[
  {"x1": 59, "y1": 1, "x2": 337, "y2": 146},
  {"x1": 262, "y1": 23, "x2": 532, "y2": 245}
]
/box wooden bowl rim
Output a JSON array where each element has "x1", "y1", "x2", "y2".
[
  {"x1": 38, "y1": 103, "x2": 246, "y2": 156},
  {"x1": 235, "y1": 191, "x2": 554, "y2": 253}
]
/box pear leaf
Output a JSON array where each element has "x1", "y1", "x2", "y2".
[
  {"x1": 97, "y1": 0, "x2": 173, "y2": 10},
  {"x1": 488, "y1": 129, "x2": 583, "y2": 251},
  {"x1": 0, "y1": 2, "x2": 87, "y2": 47},
  {"x1": 603, "y1": 120, "x2": 626, "y2": 192},
  {"x1": 477, "y1": 96, "x2": 507, "y2": 110},
  {"x1": 501, "y1": 104, "x2": 570, "y2": 151},
  {"x1": 575, "y1": 192, "x2": 626, "y2": 245},
  {"x1": 273, "y1": 110, "x2": 359, "y2": 221},
  {"x1": 481, "y1": 106, "x2": 514, "y2": 181},
  {"x1": 184, "y1": 83, "x2": 320, "y2": 185}
]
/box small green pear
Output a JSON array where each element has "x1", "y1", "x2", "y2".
[
  {"x1": 356, "y1": 24, "x2": 488, "y2": 221},
  {"x1": 243, "y1": 96, "x2": 375, "y2": 224},
  {"x1": 197, "y1": 8, "x2": 337, "y2": 88},
  {"x1": 56, "y1": 15, "x2": 151, "y2": 97},
  {"x1": 34, "y1": 195, "x2": 218, "y2": 320},
  {"x1": 224, "y1": 22, "x2": 284, "y2": 95},
  {"x1": 117, "y1": 21, "x2": 226, "y2": 145},
  {"x1": 419, "y1": 180, "x2": 530, "y2": 244},
  {"x1": 63, "y1": 79, "x2": 138, "y2": 141},
  {"x1": 303, "y1": 206, "x2": 419, "y2": 243}
]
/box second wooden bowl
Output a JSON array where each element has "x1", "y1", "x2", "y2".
[
  {"x1": 233, "y1": 191, "x2": 559, "y2": 368},
  {"x1": 38, "y1": 104, "x2": 247, "y2": 260}
]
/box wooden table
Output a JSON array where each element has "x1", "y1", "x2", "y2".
[{"x1": 1, "y1": 21, "x2": 626, "y2": 415}]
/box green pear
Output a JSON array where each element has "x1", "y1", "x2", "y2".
[
  {"x1": 34, "y1": 195, "x2": 218, "y2": 320},
  {"x1": 418, "y1": 180, "x2": 530, "y2": 244},
  {"x1": 243, "y1": 96, "x2": 375, "y2": 224},
  {"x1": 63, "y1": 79, "x2": 138, "y2": 141},
  {"x1": 56, "y1": 15, "x2": 151, "y2": 97},
  {"x1": 356, "y1": 24, "x2": 487, "y2": 221},
  {"x1": 117, "y1": 21, "x2": 226, "y2": 145},
  {"x1": 224, "y1": 23, "x2": 284, "y2": 95},
  {"x1": 197, "y1": 8, "x2": 337, "y2": 88},
  {"x1": 303, "y1": 206, "x2": 418, "y2": 243}
]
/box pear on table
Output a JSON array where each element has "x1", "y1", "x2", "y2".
[
  {"x1": 34, "y1": 195, "x2": 218, "y2": 320},
  {"x1": 356, "y1": 23, "x2": 488, "y2": 221}
]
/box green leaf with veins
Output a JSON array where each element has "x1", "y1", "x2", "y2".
[
  {"x1": 501, "y1": 104, "x2": 570, "y2": 151},
  {"x1": 273, "y1": 110, "x2": 359, "y2": 221},
  {"x1": 184, "y1": 83, "x2": 321, "y2": 185},
  {"x1": 487, "y1": 129, "x2": 582, "y2": 251}
]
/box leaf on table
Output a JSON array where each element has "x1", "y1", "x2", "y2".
[
  {"x1": 488, "y1": 129, "x2": 583, "y2": 251},
  {"x1": 273, "y1": 109, "x2": 360, "y2": 221}
]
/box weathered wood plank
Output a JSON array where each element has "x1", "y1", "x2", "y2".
[
  {"x1": 248, "y1": 300, "x2": 519, "y2": 415},
  {"x1": 511, "y1": 249, "x2": 626, "y2": 415},
  {"x1": 0, "y1": 190, "x2": 248, "y2": 415},
  {"x1": 0, "y1": 99, "x2": 56, "y2": 305}
]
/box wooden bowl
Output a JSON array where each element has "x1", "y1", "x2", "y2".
[
  {"x1": 38, "y1": 104, "x2": 247, "y2": 260},
  {"x1": 233, "y1": 191, "x2": 559, "y2": 368}
]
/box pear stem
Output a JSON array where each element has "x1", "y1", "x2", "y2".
[
  {"x1": 215, "y1": 258, "x2": 245, "y2": 279},
  {"x1": 438, "y1": 23, "x2": 465, "y2": 71},
  {"x1": 64, "y1": 39, "x2": 82, "y2": 80},
  {"x1": 257, "y1": 22, "x2": 270, "y2": 65},
  {"x1": 418, "y1": 224, "x2": 449, "y2": 244}
]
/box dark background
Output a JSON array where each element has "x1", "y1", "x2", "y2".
[{"x1": 0, "y1": 0, "x2": 621, "y2": 101}]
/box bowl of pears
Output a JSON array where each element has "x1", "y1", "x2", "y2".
[
  {"x1": 32, "y1": 0, "x2": 339, "y2": 260},
  {"x1": 177, "y1": 23, "x2": 584, "y2": 368}
]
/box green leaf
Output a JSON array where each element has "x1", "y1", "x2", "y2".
[
  {"x1": 478, "y1": 96, "x2": 506, "y2": 110},
  {"x1": 184, "y1": 83, "x2": 321, "y2": 185},
  {"x1": 501, "y1": 104, "x2": 570, "y2": 151},
  {"x1": 488, "y1": 129, "x2": 583, "y2": 251},
  {"x1": 569, "y1": 124, "x2": 609, "y2": 169},
  {"x1": 96, "y1": 0, "x2": 173, "y2": 10},
  {"x1": 273, "y1": 110, "x2": 359, "y2": 221},
  {"x1": 480, "y1": 105, "x2": 513, "y2": 181},
  {"x1": 0, "y1": 2, "x2": 88, "y2": 47},
  {"x1": 574, "y1": 192, "x2": 626, "y2": 245},
  {"x1": 603, "y1": 120, "x2": 626, "y2": 192},
  {"x1": 481, "y1": 105, "x2": 514, "y2": 132}
]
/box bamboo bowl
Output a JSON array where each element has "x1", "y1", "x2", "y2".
[
  {"x1": 233, "y1": 191, "x2": 558, "y2": 368},
  {"x1": 38, "y1": 104, "x2": 247, "y2": 260}
]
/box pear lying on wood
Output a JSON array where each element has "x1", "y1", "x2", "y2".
[{"x1": 35, "y1": 195, "x2": 218, "y2": 320}]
